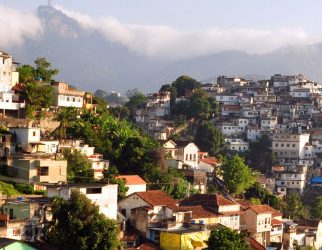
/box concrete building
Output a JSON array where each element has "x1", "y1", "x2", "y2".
[
  {"x1": 115, "y1": 175, "x2": 146, "y2": 196},
  {"x1": 47, "y1": 183, "x2": 118, "y2": 219},
  {"x1": 272, "y1": 133, "x2": 310, "y2": 159},
  {"x1": 10, "y1": 156, "x2": 67, "y2": 185},
  {"x1": 51, "y1": 82, "x2": 84, "y2": 108}
]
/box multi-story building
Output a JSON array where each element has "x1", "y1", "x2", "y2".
[
  {"x1": 47, "y1": 183, "x2": 118, "y2": 219},
  {"x1": 51, "y1": 82, "x2": 84, "y2": 108},
  {"x1": 272, "y1": 133, "x2": 310, "y2": 159}
]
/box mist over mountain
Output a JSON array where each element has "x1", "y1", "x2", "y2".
[{"x1": 5, "y1": 5, "x2": 322, "y2": 93}]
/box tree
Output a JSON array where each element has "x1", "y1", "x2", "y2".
[
  {"x1": 207, "y1": 227, "x2": 250, "y2": 250},
  {"x1": 195, "y1": 122, "x2": 225, "y2": 156},
  {"x1": 54, "y1": 107, "x2": 78, "y2": 139},
  {"x1": 246, "y1": 135, "x2": 274, "y2": 174},
  {"x1": 222, "y1": 155, "x2": 256, "y2": 196},
  {"x1": 17, "y1": 65, "x2": 35, "y2": 84},
  {"x1": 281, "y1": 193, "x2": 310, "y2": 220},
  {"x1": 245, "y1": 183, "x2": 281, "y2": 210},
  {"x1": 172, "y1": 75, "x2": 200, "y2": 97},
  {"x1": 311, "y1": 196, "x2": 322, "y2": 219},
  {"x1": 63, "y1": 150, "x2": 95, "y2": 183},
  {"x1": 45, "y1": 192, "x2": 120, "y2": 250},
  {"x1": 34, "y1": 57, "x2": 59, "y2": 82},
  {"x1": 22, "y1": 82, "x2": 54, "y2": 119},
  {"x1": 102, "y1": 166, "x2": 129, "y2": 200},
  {"x1": 125, "y1": 91, "x2": 147, "y2": 118}
]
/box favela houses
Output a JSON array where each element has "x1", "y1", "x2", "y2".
[{"x1": 0, "y1": 1, "x2": 322, "y2": 250}]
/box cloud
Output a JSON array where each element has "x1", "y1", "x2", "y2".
[
  {"x1": 57, "y1": 6, "x2": 319, "y2": 60},
  {"x1": 0, "y1": 5, "x2": 43, "y2": 48}
]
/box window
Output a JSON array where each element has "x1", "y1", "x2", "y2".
[
  {"x1": 86, "y1": 188, "x2": 102, "y2": 194},
  {"x1": 38, "y1": 167, "x2": 49, "y2": 176},
  {"x1": 33, "y1": 131, "x2": 36, "y2": 136}
]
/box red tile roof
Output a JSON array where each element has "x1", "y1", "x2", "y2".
[
  {"x1": 249, "y1": 238, "x2": 265, "y2": 250},
  {"x1": 180, "y1": 194, "x2": 237, "y2": 207},
  {"x1": 271, "y1": 218, "x2": 283, "y2": 226},
  {"x1": 179, "y1": 205, "x2": 218, "y2": 219},
  {"x1": 297, "y1": 219, "x2": 322, "y2": 228},
  {"x1": 248, "y1": 205, "x2": 281, "y2": 216},
  {"x1": 135, "y1": 190, "x2": 178, "y2": 209},
  {"x1": 116, "y1": 175, "x2": 147, "y2": 185},
  {"x1": 200, "y1": 157, "x2": 217, "y2": 165}
]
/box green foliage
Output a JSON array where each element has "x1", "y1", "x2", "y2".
[
  {"x1": 22, "y1": 82, "x2": 54, "y2": 119},
  {"x1": 222, "y1": 155, "x2": 256, "y2": 196},
  {"x1": 125, "y1": 90, "x2": 147, "y2": 118},
  {"x1": 92, "y1": 96, "x2": 109, "y2": 115},
  {"x1": 34, "y1": 57, "x2": 59, "y2": 82},
  {"x1": 18, "y1": 57, "x2": 59, "y2": 84},
  {"x1": 13, "y1": 183, "x2": 34, "y2": 194},
  {"x1": 63, "y1": 150, "x2": 95, "y2": 183},
  {"x1": 0, "y1": 181, "x2": 20, "y2": 196},
  {"x1": 281, "y1": 193, "x2": 310, "y2": 220},
  {"x1": 109, "y1": 106, "x2": 130, "y2": 120},
  {"x1": 144, "y1": 167, "x2": 195, "y2": 199},
  {"x1": 102, "y1": 166, "x2": 129, "y2": 200},
  {"x1": 207, "y1": 227, "x2": 250, "y2": 250},
  {"x1": 69, "y1": 112, "x2": 159, "y2": 175},
  {"x1": 45, "y1": 192, "x2": 120, "y2": 250},
  {"x1": 245, "y1": 182, "x2": 281, "y2": 210},
  {"x1": 246, "y1": 135, "x2": 274, "y2": 174},
  {"x1": 311, "y1": 196, "x2": 322, "y2": 219},
  {"x1": 54, "y1": 107, "x2": 78, "y2": 139},
  {"x1": 171, "y1": 90, "x2": 218, "y2": 121},
  {"x1": 172, "y1": 75, "x2": 201, "y2": 97},
  {"x1": 249, "y1": 198, "x2": 262, "y2": 205},
  {"x1": 194, "y1": 122, "x2": 225, "y2": 156},
  {"x1": 207, "y1": 184, "x2": 218, "y2": 194},
  {"x1": 18, "y1": 65, "x2": 35, "y2": 84}
]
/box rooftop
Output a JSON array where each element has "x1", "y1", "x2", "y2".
[{"x1": 116, "y1": 175, "x2": 146, "y2": 185}]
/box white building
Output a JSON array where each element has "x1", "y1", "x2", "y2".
[
  {"x1": 260, "y1": 117, "x2": 277, "y2": 131},
  {"x1": 225, "y1": 138, "x2": 249, "y2": 152},
  {"x1": 116, "y1": 175, "x2": 147, "y2": 196},
  {"x1": 51, "y1": 82, "x2": 84, "y2": 108},
  {"x1": 217, "y1": 123, "x2": 239, "y2": 136},
  {"x1": 47, "y1": 183, "x2": 118, "y2": 219},
  {"x1": 0, "y1": 51, "x2": 19, "y2": 92},
  {"x1": 215, "y1": 94, "x2": 239, "y2": 105},
  {"x1": 247, "y1": 126, "x2": 262, "y2": 141},
  {"x1": 87, "y1": 153, "x2": 109, "y2": 180},
  {"x1": 272, "y1": 133, "x2": 310, "y2": 159},
  {"x1": 9, "y1": 127, "x2": 41, "y2": 150}
]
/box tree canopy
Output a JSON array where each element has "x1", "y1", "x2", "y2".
[
  {"x1": 207, "y1": 227, "x2": 250, "y2": 250},
  {"x1": 63, "y1": 150, "x2": 95, "y2": 183},
  {"x1": 281, "y1": 193, "x2": 310, "y2": 220},
  {"x1": 194, "y1": 122, "x2": 225, "y2": 156},
  {"x1": 311, "y1": 196, "x2": 322, "y2": 219},
  {"x1": 171, "y1": 89, "x2": 218, "y2": 121},
  {"x1": 245, "y1": 182, "x2": 281, "y2": 210},
  {"x1": 102, "y1": 165, "x2": 129, "y2": 200},
  {"x1": 44, "y1": 192, "x2": 120, "y2": 250},
  {"x1": 246, "y1": 135, "x2": 275, "y2": 174},
  {"x1": 222, "y1": 155, "x2": 256, "y2": 196},
  {"x1": 18, "y1": 57, "x2": 59, "y2": 84}
]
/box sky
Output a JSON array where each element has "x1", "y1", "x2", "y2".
[{"x1": 1, "y1": 0, "x2": 322, "y2": 60}]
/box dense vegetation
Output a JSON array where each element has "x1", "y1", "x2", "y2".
[
  {"x1": 44, "y1": 192, "x2": 120, "y2": 250},
  {"x1": 207, "y1": 227, "x2": 250, "y2": 250}
]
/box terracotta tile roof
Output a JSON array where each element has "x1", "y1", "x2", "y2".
[
  {"x1": 200, "y1": 157, "x2": 217, "y2": 165},
  {"x1": 249, "y1": 238, "x2": 265, "y2": 250},
  {"x1": 180, "y1": 194, "x2": 237, "y2": 207},
  {"x1": 248, "y1": 205, "x2": 281, "y2": 215},
  {"x1": 116, "y1": 175, "x2": 146, "y2": 185},
  {"x1": 179, "y1": 205, "x2": 218, "y2": 219},
  {"x1": 271, "y1": 218, "x2": 283, "y2": 226},
  {"x1": 136, "y1": 242, "x2": 161, "y2": 250},
  {"x1": 235, "y1": 199, "x2": 252, "y2": 210},
  {"x1": 136, "y1": 190, "x2": 178, "y2": 209},
  {"x1": 297, "y1": 219, "x2": 322, "y2": 228}
]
